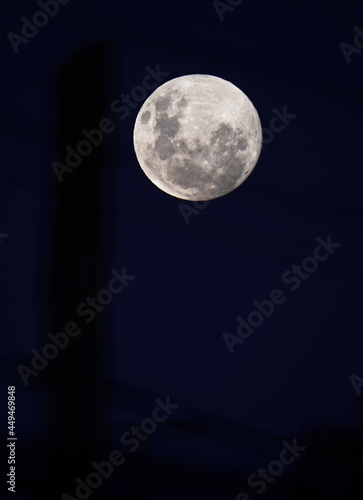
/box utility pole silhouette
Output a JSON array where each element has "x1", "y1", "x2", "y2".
[{"x1": 45, "y1": 43, "x2": 107, "y2": 499}]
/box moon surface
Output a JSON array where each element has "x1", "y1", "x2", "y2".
[{"x1": 133, "y1": 74, "x2": 262, "y2": 201}]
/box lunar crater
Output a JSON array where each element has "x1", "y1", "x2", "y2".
[
  {"x1": 155, "y1": 113, "x2": 180, "y2": 138},
  {"x1": 178, "y1": 97, "x2": 188, "y2": 108},
  {"x1": 155, "y1": 94, "x2": 173, "y2": 112},
  {"x1": 141, "y1": 111, "x2": 151, "y2": 125},
  {"x1": 155, "y1": 136, "x2": 174, "y2": 161}
]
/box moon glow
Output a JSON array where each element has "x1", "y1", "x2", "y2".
[{"x1": 133, "y1": 74, "x2": 262, "y2": 201}]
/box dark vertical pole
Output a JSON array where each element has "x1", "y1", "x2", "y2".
[{"x1": 44, "y1": 43, "x2": 107, "y2": 498}]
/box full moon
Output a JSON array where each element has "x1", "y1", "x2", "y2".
[{"x1": 133, "y1": 74, "x2": 262, "y2": 201}]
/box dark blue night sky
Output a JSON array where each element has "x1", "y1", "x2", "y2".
[{"x1": 1, "y1": 1, "x2": 363, "y2": 499}]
